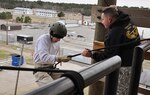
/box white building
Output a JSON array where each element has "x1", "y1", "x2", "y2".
[
  {"x1": 13, "y1": 7, "x2": 57, "y2": 17},
  {"x1": 33, "y1": 9, "x2": 57, "y2": 17},
  {"x1": 14, "y1": 7, "x2": 33, "y2": 15}
]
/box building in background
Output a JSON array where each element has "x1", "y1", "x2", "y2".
[
  {"x1": 0, "y1": 24, "x2": 22, "y2": 31},
  {"x1": 33, "y1": 9, "x2": 57, "y2": 17},
  {"x1": 14, "y1": 7, "x2": 57, "y2": 17},
  {"x1": 14, "y1": 7, "x2": 33, "y2": 15}
]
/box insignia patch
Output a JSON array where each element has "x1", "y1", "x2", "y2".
[{"x1": 126, "y1": 25, "x2": 139, "y2": 39}]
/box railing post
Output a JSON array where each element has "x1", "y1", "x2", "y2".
[
  {"x1": 104, "y1": 68, "x2": 120, "y2": 95},
  {"x1": 129, "y1": 41, "x2": 150, "y2": 95},
  {"x1": 129, "y1": 47, "x2": 143, "y2": 95}
]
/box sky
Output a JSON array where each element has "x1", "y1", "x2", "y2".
[{"x1": 27, "y1": 0, "x2": 150, "y2": 8}]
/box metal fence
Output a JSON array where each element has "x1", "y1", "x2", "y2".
[{"x1": 25, "y1": 56, "x2": 121, "y2": 95}]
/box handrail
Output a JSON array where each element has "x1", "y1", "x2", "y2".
[{"x1": 25, "y1": 56, "x2": 121, "y2": 95}]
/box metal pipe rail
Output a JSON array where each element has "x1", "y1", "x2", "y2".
[
  {"x1": 129, "y1": 41, "x2": 150, "y2": 95},
  {"x1": 25, "y1": 56, "x2": 121, "y2": 95}
]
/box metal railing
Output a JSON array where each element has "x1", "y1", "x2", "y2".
[
  {"x1": 129, "y1": 41, "x2": 150, "y2": 95},
  {"x1": 25, "y1": 56, "x2": 121, "y2": 95}
]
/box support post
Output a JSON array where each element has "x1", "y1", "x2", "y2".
[
  {"x1": 104, "y1": 68, "x2": 120, "y2": 95},
  {"x1": 129, "y1": 41, "x2": 150, "y2": 95}
]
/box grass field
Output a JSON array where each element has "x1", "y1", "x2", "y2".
[
  {"x1": 0, "y1": 50, "x2": 11, "y2": 59},
  {"x1": 13, "y1": 14, "x2": 60, "y2": 24}
]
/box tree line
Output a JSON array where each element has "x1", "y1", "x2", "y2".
[
  {"x1": 0, "y1": 11, "x2": 32, "y2": 23},
  {"x1": 0, "y1": 0, "x2": 149, "y2": 17},
  {"x1": 0, "y1": 0, "x2": 92, "y2": 16}
]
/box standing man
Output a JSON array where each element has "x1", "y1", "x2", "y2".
[
  {"x1": 34, "y1": 22, "x2": 71, "y2": 86},
  {"x1": 81, "y1": 5, "x2": 140, "y2": 95}
]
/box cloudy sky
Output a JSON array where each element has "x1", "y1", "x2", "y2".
[{"x1": 27, "y1": 0, "x2": 150, "y2": 8}]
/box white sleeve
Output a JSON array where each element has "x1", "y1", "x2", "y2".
[{"x1": 36, "y1": 37, "x2": 56, "y2": 64}]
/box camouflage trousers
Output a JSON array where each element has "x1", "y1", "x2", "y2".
[{"x1": 117, "y1": 67, "x2": 132, "y2": 95}]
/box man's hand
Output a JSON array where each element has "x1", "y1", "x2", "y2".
[
  {"x1": 56, "y1": 56, "x2": 71, "y2": 63},
  {"x1": 81, "y1": 48, "x2": 92, "y2": 57}
]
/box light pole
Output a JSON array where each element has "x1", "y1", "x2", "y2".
[{"x1": 6, "y1": 19, "x2": 9, "y2": 45}]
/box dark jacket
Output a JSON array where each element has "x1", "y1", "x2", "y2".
[{"x1": 91, "y1": 11, "x2": 140, "y2": 67}]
